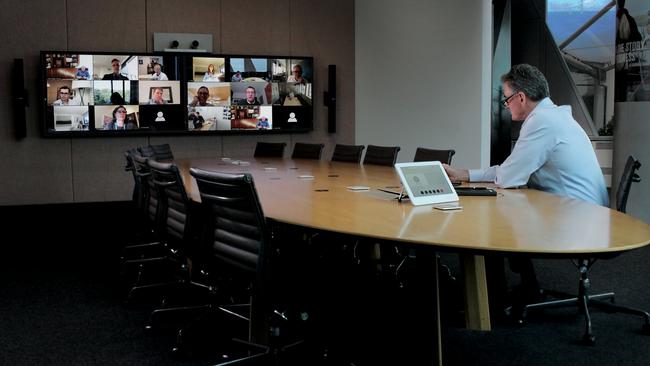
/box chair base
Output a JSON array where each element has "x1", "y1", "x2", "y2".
[{"x1": 506, "y1": 259, "x2": 650, "y2": 344}]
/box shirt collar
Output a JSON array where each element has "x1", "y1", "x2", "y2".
[{"x1": 524, "y1": 97, "x2": 553, "y2": 123}]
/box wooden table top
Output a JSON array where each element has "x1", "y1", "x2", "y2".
[{"x1": 177, "y1": 157, "x2": 650, "y2": 256}]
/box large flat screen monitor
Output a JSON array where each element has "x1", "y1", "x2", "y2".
[{"x1": 41, "y1": 52, "x2": 314, "y2": 137}]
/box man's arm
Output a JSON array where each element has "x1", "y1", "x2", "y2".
[
  {"x1": 444, "y1": 117, "x2": 554, "y2": 186},
  {"x1": 491, "y1": 117, "x2": 555, "y2": 188}
]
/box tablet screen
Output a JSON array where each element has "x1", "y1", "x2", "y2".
[{"x1": 394, "y1": 161, "x2": 459, "y2": 206}]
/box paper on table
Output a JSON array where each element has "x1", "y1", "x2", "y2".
[{"x1": 347, "y1": 185, "x2": 370, "y2": 191}]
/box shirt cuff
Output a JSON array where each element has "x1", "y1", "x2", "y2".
[{"x1": 468, "y1": 167, "x2": 497, "y2": 183}]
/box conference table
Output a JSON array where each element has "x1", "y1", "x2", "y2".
[{"x1": 175, "y1": 157, "x2": 650, "y2": 365}]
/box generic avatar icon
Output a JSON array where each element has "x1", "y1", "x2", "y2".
[
  {"x1": 288, "y1": 112, "x2": 298, "y2": 123},
  {"x1": 155, "y1": 111, "x2": 166, "y2": 122}
]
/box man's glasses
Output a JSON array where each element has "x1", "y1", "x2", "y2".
[
  {"x1": 501, "y1": 92, "x2": 519, "y2": 107},
  {"x1": 116, "y1": 110, "x2": 127, "y2": 114},
  {"x1": 59, "y1": 92, "x2": 69, "y2": 95}
]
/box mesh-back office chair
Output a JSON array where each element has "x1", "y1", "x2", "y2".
[
  {"x1": 331, "y1": 144, "x2": 365, "y2": 163},
  {"x1": 363, "y1": 145, "x2": 401, "y2": 166},
  {"x1": 254, "y1": 142, "x2": 287, "y2": 158},
  {"x1": 180, "y1": 168, "x2": 304, "y2": 362},
  {"x1": 514, "y1": 156, "x2": 650, "y2": 344},
  {"x1": 292, "y1": 142, "x2": 325, "y2": 160},
  {"x1": 413, "y1": 148, "x2": 456, "y2": 164}
]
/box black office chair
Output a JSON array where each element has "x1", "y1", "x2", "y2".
[
  {"x1": 254, "y1": 142, "x2": 286, "y2": 158},
  {"x1": 363, "y1": 145, "x2": 400, "y2": 166},
  {"x1": 513, "y1": 156, "x2": 649, "y2": 344},
  {"x1": 120, "y1": 149, "x2": 166, "y2": 254},
  {"x1": 140, "y1": 159, "x2": 219, "y2": 329},
  {"x1": 331, "y1": 144, "x2": 365, "y2": 163},
  {"x1": 123, "y1": 154, "x2": 184, "y2": 301},
  {"x1": 413, "y1": 148, "x2": 456, "y2": 164},
  {"x1": 292, "y1": 142, "x2": 325, "y2": 160},
  {"x1": 616, "y1": 156, "x2": 642, "y2": 213},
  {"x1": 169, "y1": 168, "x2": 305, "y2": 362},
  {"x1": 125, "y1": 148, "x2": 147, "y2": 219},
  {"x1": 139, "y1": 143, "x2": 174, "y2": 161}
]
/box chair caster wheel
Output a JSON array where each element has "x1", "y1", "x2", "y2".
[{"x1": 144, "y1": 325, "x2": 153, "y2": 333}]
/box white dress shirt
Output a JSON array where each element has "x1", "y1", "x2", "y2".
[
  {"x1": 469, "y1": 97, "x2": 608, "y2": 206},
  {"x1": 151, "y1": 72, "x2": 168, "y2": 81}
]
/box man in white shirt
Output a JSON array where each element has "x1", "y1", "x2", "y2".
[
  {"x1": 444, "y1": 64, "x2": 608, "y2": 306},
  {"x1": 151, "y1": 63, "x2": 168, "y2": 81},
  {"x1": 53, "y1": 86, "x2": 80, "y2": 106}
]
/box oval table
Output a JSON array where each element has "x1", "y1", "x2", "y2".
[{"x1": 176, "y1": 157, "x2": 650, "y2": 365}]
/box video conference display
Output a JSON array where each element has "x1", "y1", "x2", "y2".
[{"x1": 42, "y1": 52, "x2": 314, "y2": 136}]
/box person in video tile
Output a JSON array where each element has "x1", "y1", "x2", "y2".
[
  {"x1": 151, "y1": 63, "x2": 168, "y2": 81},
  {"x1": 190, "y1": 86, "x2": 212, "y2": 106},
  {"x1": 244, "y1": 86, "x2": 260, "y2": 105},
  {"x1": 287, "y1": 64, "x2": 308, "y2": 84},
  {"x1": 102, "y1": 59, "x2": 128, "y2": 80},
  {"x1": 256, "y1": 116, "x2": 270, "y2": 129},
  {"x1": 75, "y1": 66, "x2": 90, "y2": 80},
  {"x1": 148, "y1": 87, "x2": 167, "y2": 105},
  {"x1": 203, "y1": 64, "x2": 218, "y2": 82},
  {"x1": 53, "y1": 86, "x2": 80, "y2": 106},
  {"x1": 104, "y1": 105, "x2": 136, "y2": 130}
]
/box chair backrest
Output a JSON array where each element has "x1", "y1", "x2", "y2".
[
  {"x1": 291, "y1": 142, "x2": 325, "y2": 160},
  {"x1": 189, "y1": 168, "x2": 268, "y2": 279},
  {"x1": 151, "y1": 143, "x2": 174, "y2": 161},
  {"x1": 331, "y1": 144, "x2": 365, "y2": 163},
  {"x1": 363, "y1": 145, "x2": 401, "y2": 166},
  {"x1": 125, "y1": 148, "x2": 143, "y2": 210},
  {"x1": 139, "y1": 143, "x2": 174, "y2": 161},
  {"x1": 147, "y1": 159, "x2": 191, "y2": 243},
  {"x1": 138, "y1": 145, "x2": 156, "y2": 158},
  {"x1": 616, "y1": 156, "x2": 641, "y2": 213},
  {"x1": 254, "y1": 142, "x2": 286, "y2": 158},
  {"x1": 132, "y1": 154, "x2": 162, "y2": 230},
  {"x1": 413, "y1": 148, "x2": 456, "y2": 164}
]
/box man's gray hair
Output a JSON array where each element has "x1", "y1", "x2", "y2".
[{"x1": 501, "y1": 64, "x2": 549, "y2": 102}]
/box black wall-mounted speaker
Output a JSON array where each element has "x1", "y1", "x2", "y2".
[
  {"x1": 324, "y1": 64, "x2": 336, "y2": 133},
  {"x1": 12, "y1": 58, "x2": 27, "y2": 139}
]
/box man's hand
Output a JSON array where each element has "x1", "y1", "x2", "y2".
[{"x1": 443, "y1": 164, "x2": 469, "y2": 183}]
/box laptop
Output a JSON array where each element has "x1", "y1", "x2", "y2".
[{"x1": 394, "y1": 161, "x2": 459, "y2": 206}]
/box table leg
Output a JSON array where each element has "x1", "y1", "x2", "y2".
[
  {"x1": 461, "y1": 254, "x2": 491, "y2": 331},
  {"x1": 414, "y1": 248, "x2": 442, "y2": 366}
]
